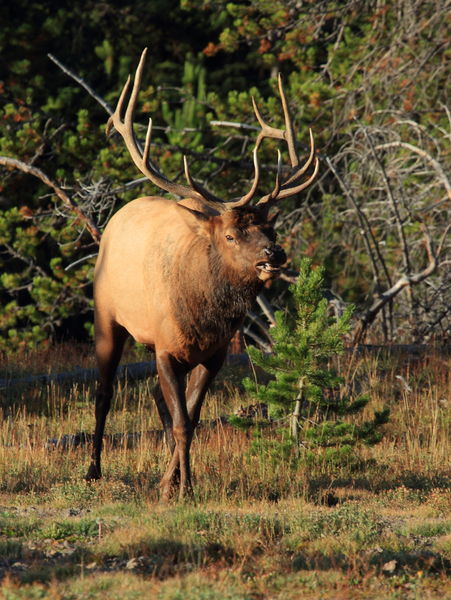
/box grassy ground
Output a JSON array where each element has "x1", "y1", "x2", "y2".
[{"x1": 0, "y1": 345, "x2": 449, "y2": 599}]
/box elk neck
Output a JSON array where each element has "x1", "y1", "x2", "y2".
[{"x1": 168, "y1": 234, "x2": 262, "y2": 349}]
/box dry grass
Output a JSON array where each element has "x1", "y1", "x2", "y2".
[{"x1": 0, "y1": 345, "x2": 449, "y2": 598}]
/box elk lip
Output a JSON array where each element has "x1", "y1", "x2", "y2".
[{"x1": 255, "y1": 261, "x2": 282, "y2": 274}]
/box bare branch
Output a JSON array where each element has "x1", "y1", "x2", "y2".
[
  {"x1": 325, "y1": 156, "x2": 392, "y2": 289},
  {"x1": 374, "y1": 141, "x2": 451, "y2": 200},
  {"x1": 362, "y1": 126, "x2": 412, "y2": 274},
  {"x1": 210, "y1": 120, "x2": 258, "y2": 132},
  {"x1": 243, "y1": 324, "x2": 272, "y2": 353},
  {"x1": 48, "y1": 53, "x2": 113, "y2": 116},
  {"x1": 0, "y1": 156, "x2": 101, "y2": 244},
  {"x1": 246, "y1": 310, "x2": 274, "y2": 346},
  {"x1": 353, "y1": 222, "x2": 446, "y2": 344},
  {"x1": 256, "y1": 293, "x2": 277, "y2": 327},
  {"x1": 64, "y1": 253, "x2": 98, "y2": 271}
]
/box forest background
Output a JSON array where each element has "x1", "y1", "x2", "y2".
[{"x1": 0, "y1": 0, "x2": 449, "y2": 353}]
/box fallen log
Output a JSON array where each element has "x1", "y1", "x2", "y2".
[
  {"x1": 0, "y1": 361, "x2": 155, "y2": 391},
  {"x1": 0, "y1": 354, "x2": 250, "y2": 391}
]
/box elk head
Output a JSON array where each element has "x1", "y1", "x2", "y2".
[
  {"x1": 176, "y1": 203, "x2": 287, "y2": 285},
  {"x1": 106, "y1": 47, "x2": 319, "y2": 280}
]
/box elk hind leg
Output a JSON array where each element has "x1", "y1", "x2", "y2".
[
  {"x1": 186, "y1": 347, "x2": 228, "y2": 426},
  {"x1": 85, "y1": 322, "x2": 128, "y2": 481}
]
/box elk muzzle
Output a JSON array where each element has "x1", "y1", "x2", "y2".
[{"x1": 256, "y1": 244, "x2": 286, "y2": 280}]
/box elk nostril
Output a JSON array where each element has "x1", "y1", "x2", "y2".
[{"x1": 263, "y1": 245, "x2": 286, "y2": 265}]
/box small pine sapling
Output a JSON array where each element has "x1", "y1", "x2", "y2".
[{"x1": 242, "y1": 258, "x2": 389, "y2": 467}]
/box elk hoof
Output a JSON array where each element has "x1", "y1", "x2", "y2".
[
  {"x1": 85, "y1": 464, "x2": 101, "y2": 481},
  {"x1": 177, "y1": 481, "x2": 195, "y2": 503},
  {"x1": 181, "y1": 489, "x2": 195, "y2": 503},
  {"x1": 159, "y1": 481, "x2": 176, "y2": 504}
]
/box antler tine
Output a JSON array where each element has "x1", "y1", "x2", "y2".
[
  {"x1": 225, "y1": 148, "x2": 260, "y2": 209},
  {"x1": 257, "y1": 154, "x2": 319, "y2": 207},
  {"x1": 252, "y1": 95, "x2": 286, "y2": 145},
  {"x1": 225, "y1": 93, "x2": 283, "y2": 210},
  {"x1": 277, "y1": 73, "x2": 299, "y2": 168},
  {"x1": 254, "y1": 75, "x2": 319, "y2": 207},
  {"x1": 263, "y1": 76, "x2": 320, "y2": 205},
  {"x1": 268, "y1": 150, "x2": 282, "y2": 200},
  {"x1": 105, "y1": 74, "x2": 131, "y2": 137},
  {"x1": 124, "y1": 46, "x2": 147, "y2": 135},
  {"x1": 183, "y1": 156, "x2": 223, "y2": 208},
  {"x1": 142, "y1": 117, "x2": 152, "y2": 166},
  {"x1": 226, "y1": 75, "x2": 318, "y2": 211},
  {"x1": 284, "y1": 128, "x2": 315, "y2": 185},
  {"x1": 107, "y1": 48, "x2": 223, "y2": 205},
  {"x1": 250, "y1": 76, "x2": 299, "y2": 167}
]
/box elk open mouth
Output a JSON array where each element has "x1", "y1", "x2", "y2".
[{"x1": 255, "y1": 261, "x2": 282, "y2": 277}]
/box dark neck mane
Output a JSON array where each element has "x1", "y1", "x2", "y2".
[{"x1": 171, "y1": 242, "x2": 261, "y2": 348}]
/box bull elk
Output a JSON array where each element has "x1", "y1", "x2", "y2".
[{"x1": 85, "y1": 48, "x2": 319, "y2": 500}]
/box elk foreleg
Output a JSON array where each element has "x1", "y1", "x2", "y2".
[
  {"x1": 158, "y1": 347, "x2": 228, "y2": 500},
  {"x1": 85, "y1": 322, "x2": 128, "y2": 481},
  {"x1": 186, "y1": 346, "x2": 228, "y2": 425},
  {"x1": 156, "y1": 352, "x2": 191, "y2": 501}
]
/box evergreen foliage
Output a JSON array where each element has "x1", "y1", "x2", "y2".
[{"x1": 241, "y1": 258, "x2": 389, "y2": 466}]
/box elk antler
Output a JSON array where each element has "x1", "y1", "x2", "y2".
[
  {"x1": 227, "y1": 74, "x2": 319, "y2": 210},
  {"x1": 108, "y1": 49, "x2": 318, "y2": 212},
  {"x1": 106, "y1": 48, "x2": 222, "y2": 208}
]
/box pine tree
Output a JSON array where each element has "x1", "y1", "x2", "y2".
[{"x1": 241, "y1": 258, "x2": 389, "y2": 466}]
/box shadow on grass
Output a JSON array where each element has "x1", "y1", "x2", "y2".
[
  {"x1": 306, "y1": 470, "x2": 450, "y2": 503},
  {"x1": 1, "y1": 546, "x2": 93, "y2": 586},
  {"x1": 369, "y1": 548, "x2": 451, "y2": 575},
  {"x1": 292, "y1": 548, "x2": 451, "y2": 576},
  {"x1": 4, "y1": 537, "x2": 450, "y2": 586},
  {"x1": 1, "y1": 536, "x2": 235, "y2": 586}
]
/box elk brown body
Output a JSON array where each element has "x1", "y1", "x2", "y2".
[{"x1": 85, "y1": 48, "x2": 319, "y2": 500}]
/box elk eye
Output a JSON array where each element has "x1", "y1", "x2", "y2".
[{"x1": 225, "y1": 234, "x2": 234, "y2": 242}]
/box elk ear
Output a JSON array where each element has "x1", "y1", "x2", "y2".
[
  {"x1": 176, "y1": 203, "x2": 211, "y2": 235},
  {"x1": 266, "y1": 209, "x2": 280, "y2": 225}
]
